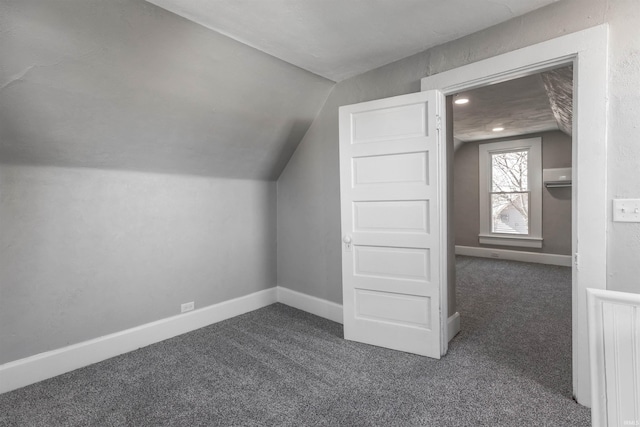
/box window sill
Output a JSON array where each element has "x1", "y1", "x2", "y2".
[{"x1": 478, "y1": 234, "x2": 543, "y2": 248}]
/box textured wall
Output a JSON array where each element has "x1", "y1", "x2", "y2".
[
  {"x1": 0, "y1": 0, "x2": 330, "y2": 364},
  {"x1": 0, "y1": 165, "x2": 276, "y2": 364},
  {"x1": 277, "y1": 0, "x2": 640, "y2": 306},
  {"x1": 454, "y1": 131, "x2": 572, "y2": 255},
  {"x1": 605, "y1": 1, "x2": 640, "y2": 294}
]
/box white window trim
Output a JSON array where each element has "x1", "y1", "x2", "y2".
[{"x1": 478, "y1": 137, "x2": 542, "y2": 248}]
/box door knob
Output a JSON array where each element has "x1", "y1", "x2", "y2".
[{"x1": 343, "y1": 235, "x2": 353, "y2": 252}]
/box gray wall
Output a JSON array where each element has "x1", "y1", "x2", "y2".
[
  {"x1": 0, "y1": 165, "x2": 276, "y2": 364},
  {"x1": 277, "y1": 0, "x2": 640, "y2": 308},
  {"x1": 276, "y1": 54, "x2": 429, "y2": 305},
  {"x1": 454, "y1": 131, "x2": 572, "y2": 255},
  {"x1": 3, "y1": 0, "x2": 640, "y2": 366},
  {"x1": 0, "y1": 0, "x2": 332, "y2": 364}
]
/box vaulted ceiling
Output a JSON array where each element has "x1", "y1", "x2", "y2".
[{"x1": 1, "y1": 0, "x2": 560, "y2": 180}]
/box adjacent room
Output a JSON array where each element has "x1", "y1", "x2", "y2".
[
  {"x1": 1, "y1": 0, "x2": 639, "y2": 425},
  {"x1": 451, "y1": 67, "x2": 574, "y2": 395}
]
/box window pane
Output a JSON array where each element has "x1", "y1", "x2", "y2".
[
  {"x1": 491, "y1": 192, "x2": 529, "y2": 234},
  {"x1": 491, "y1": 150, "x2": 528, "y2": 192}
]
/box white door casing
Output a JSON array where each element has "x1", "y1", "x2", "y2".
[
  {"x1": 339, "y1": 90, "x2": 446, "y2": 358},
  {"x1": 420, "y1": 24, "x2": 608, "y2": 406}
]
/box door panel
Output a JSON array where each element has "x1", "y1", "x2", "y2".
[
  {"x1": 352, "y1": 152, "x2": 428, "y2": 186},
  {"x1": 351, "y1": 103, "x2": 427, "y2": 143},
  {"x1": 353, "y1": 246, "x2": 431, "y2": 296},
  {"x1": 353, "y1": 200, "x2": 430, "y2": 233},
  {"x1": 339, "y1": 90, "x2": 445, "y2": 358},
  {"x1": 355, "y1": 289, "x2": 432, "y2": 328},
  {"x1": 354, "y1": 246, "x2": 430, "y2": 282}
]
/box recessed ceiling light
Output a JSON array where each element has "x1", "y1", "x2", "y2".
[
  {"x1": 492, "y1": 127, "x2": 505, "y2": 132},
  {"x1": 454, "y1": 95, "x2": 469, "y2": 105}
]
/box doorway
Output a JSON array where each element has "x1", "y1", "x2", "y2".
[
  {"x1": 420, "y1": 24, "x2": 608, "y2": 407},
  {"x1": 451, "y1": 68, "x2": 573, "y2": 259},
  {"x1": 450, "y1": 66, "x2": 575, "y2": 397}
]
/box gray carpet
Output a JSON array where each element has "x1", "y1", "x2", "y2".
[{"x1": 0, "y1": 256, "x2": 590, "y2": 426}]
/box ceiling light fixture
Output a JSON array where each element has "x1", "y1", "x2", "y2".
[
  {"x1": 492, "y1": 127, "x2": 505, "y2": 132},
  {"x1": 454, "y1": 94, "x2": 469, "y2": 105}
]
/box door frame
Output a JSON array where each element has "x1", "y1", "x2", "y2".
[{"x1": 420, "y1": 24, "x2": 608, "y2": 407}]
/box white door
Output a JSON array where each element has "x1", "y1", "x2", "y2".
[{"x1": 339, "y1": 90, "x2": 446, "y2": 358}]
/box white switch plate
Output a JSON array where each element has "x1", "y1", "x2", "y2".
[{"x1": 613, "y1": 199, "x2": 640, "y2": 222}]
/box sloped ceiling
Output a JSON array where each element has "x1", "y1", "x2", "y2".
[
  {"x1": 146, "y1": 0, "x2": 559, "y2": 82},
  {"x1": 0, "y1": 0, "x2": 333, "y2": 179},
  {"x1": 1, "y1": 0, "x2": 561, "y2": 180},
  {"x1": 541, "y1": 66, "x2": 574, "y2": 135}
]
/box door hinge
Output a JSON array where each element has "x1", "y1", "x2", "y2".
[
  {"x1": 574, "y1": 252, "x2": 579, "y2": 269},
  {"x1": 436, "y1": 115, "x2": 442, "y2": 131}
]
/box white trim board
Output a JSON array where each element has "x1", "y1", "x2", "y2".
[
  {"x1": 448, "y1": 312, "x2": 461, "y2": 341},
  {"x1": 1, "y1": 285, "x2": 461, "y2": 395},
  {"x1": 277, "y1": 286, "x2": 461, "y2": 344},
  {"x1": 277, "y1": 286, "x2": 343, "y2": 324},
  {"x1": 456, "y1": 245, "x2": 572, "y2": 267},
  {"x1": 0, "y1": 288, "x2": 278, "y2": 395}
]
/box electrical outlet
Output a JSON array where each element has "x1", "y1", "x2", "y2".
[{"x1": 181, "y1": 302, "x2": 195, "y2": 313}]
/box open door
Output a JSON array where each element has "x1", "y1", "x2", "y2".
[{"x1": 339, "y1": 90, "x2": 446, "y2": 358}]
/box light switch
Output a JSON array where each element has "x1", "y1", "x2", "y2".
[{"x1": 613, "y1": 199, "x2": 640, "y2": 222}]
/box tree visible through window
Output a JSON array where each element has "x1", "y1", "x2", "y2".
[
  {"x1": 478, "y1": 137, "x2": 541, "y2": 247},
  {"x1": 491, "y1": 150, "x2": 529, "y2": 235}
]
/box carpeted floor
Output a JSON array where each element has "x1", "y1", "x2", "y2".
[{"x1": 0, "y1": 256, "x2": 590, "y2": 426}]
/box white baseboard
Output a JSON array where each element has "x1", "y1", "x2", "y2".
[
  {"x1": 455, "y1": 245, "x2": 572, "y2": 267},
  {"x1": 448, "y1": 312, "x2": 461, "y2": 341},
  {"x1": 2, "y1": 285, "x2": 457, "y2": 394},
  {"x1": 0, "y1": 287, "x2": 277, "y2": 395},
  {"x1": 276, "y1": 287, "x2": 460, "y2": 343},
  {"x1": 277, "y1": 286, "x2": 343, "y2": 324},
  {"x1": 277, "y1": 287, "x2": 461, "y2": 345}
]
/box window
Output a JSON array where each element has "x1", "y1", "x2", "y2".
[{"x1": 478, "y1": 138, "x2": 542, "y2": 248}]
